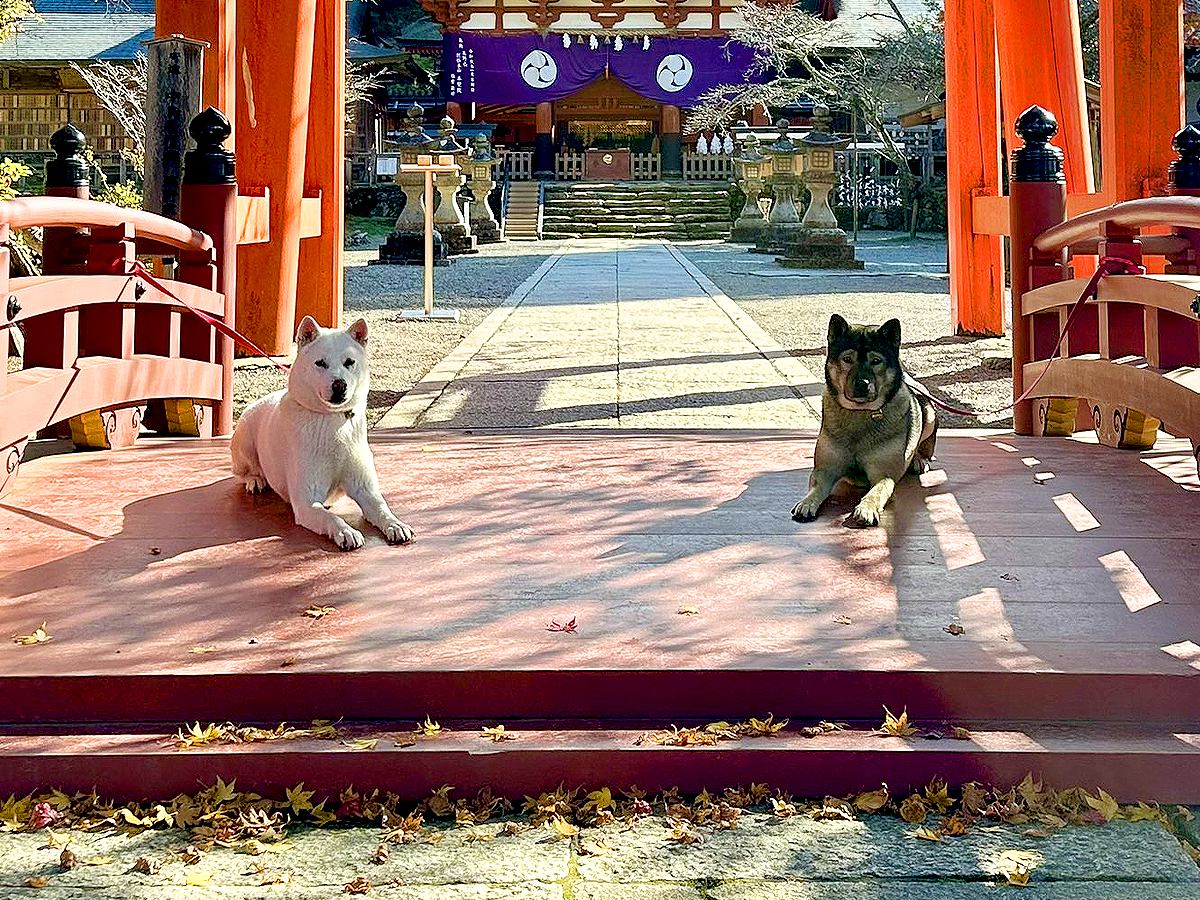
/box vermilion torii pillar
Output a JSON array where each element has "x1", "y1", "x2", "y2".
[
  {"x1": 156, "y1": 0, "x2": 345, "y2": 356},
  {"x1": 947, "y1": 0, "x2": 1182, "y2": 336}
]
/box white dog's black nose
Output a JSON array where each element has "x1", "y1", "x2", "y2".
[{"x1": 330, "y1": 378, "x2": 347, "y2": 403}]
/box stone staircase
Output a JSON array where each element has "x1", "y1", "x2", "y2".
[
  {"x1": 541, "y1": 181, "x2": 732, "y2": 239},
  {"x1": 503, "y1": 181, "x2": 541, "y2": 241}
]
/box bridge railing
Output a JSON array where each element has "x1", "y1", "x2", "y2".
[
  {"x1": 1008, "y1": 107, "x2": 1200, "y2": 461},
  {"x1": 1, "y1": 109, "x2": 238, "y2": 498}
]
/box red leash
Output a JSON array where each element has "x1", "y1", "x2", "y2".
[
  {"x1": 119, "y1": 259, "x2": 290, "y2": 373},
  {"x1": 907, "y1": 255, "x2": 1145, "y2": 419}
]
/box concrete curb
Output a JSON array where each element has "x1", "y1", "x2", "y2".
[
  {"x1": 664, "y1": 242, "x2": 823, "y2": 417},
  {"x1": 375, "y1": 249, "x2": 566, "y2": 430}
]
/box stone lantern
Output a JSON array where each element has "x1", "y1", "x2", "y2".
[
  {"x1": 730, "y1": 134, "x2": 768, "y2": 244},
  {"x1": 758, "y1": 119, "x2": 805, "y2": 252},
  {"x1": 428, "y1": 115, "x2": 476, "y2": 255},
  {"x1": 778, "y1": 104, "x2": 863, "y2": 269},
  {"x1": 376, "y1": 103, "x2": 443, "y2": 265},
  {"x1": 465, "y1": 134, "x2": 502, "y2": 244}
]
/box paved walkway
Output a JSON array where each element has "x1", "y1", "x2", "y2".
[{"x1": 379, "y1": 240, "x2": 822, "y2": 429}]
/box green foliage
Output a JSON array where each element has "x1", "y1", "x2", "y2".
[
  {"x1": 96, "y1": 181, "x2": 143, "y2": 209},
  {"x1": 0, "y1": 157, "x2": 32, "y2": 202}
]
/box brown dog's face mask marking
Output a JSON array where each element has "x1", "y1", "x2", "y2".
[{"x1": 824, "y1": 314, "x2": 902, "y2": 411}]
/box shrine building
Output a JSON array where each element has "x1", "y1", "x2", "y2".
[{"x1": 418, "y1": 0, "x2": 782, "y2": 179}]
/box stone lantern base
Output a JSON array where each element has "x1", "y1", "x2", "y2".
[
  {"x1": 372, "y1": 229, "x2": 451, "y2": 266},
  {"x1": 472, "y1": 219, "x2": 502, "y2": 244},
  {"x1": 752, "y1": 222, "x2": 802, "y2": 254},
  {"x1": 729, "y1": 218, "x2": 766, "y2": 244},
  {"x1": 776, "y1": 228, "x2": 865, "y2": 269},
  {"x1": 437, "y1": 223, "x2": 478, "y2": 256}
]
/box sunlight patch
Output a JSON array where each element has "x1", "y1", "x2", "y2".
[
  {"x1": 1099, "y1": 550, "x2": 1163, "y2": 612},
  {"x1": 1052, "y1": 493, "x2": 1100, "y2": 532}
]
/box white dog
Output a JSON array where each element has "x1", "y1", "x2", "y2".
[{"x1": 231, "y1": 315, "x2": 414, "y2": 550}]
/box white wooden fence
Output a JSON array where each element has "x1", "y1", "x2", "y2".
[{"x1": 682, "y1": 152, "x2": 733, "y2": 181}]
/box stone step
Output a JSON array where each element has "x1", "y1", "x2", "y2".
[
  {"x1": 541, "y1": 213, "x2": 729, "y2": 226},
  {"x1": 4, "y1": 721, "x2": 1198, "y2": 802}
]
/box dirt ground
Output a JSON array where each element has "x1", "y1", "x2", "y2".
[{"x1": 232, "y1": 244, "x2": 553, "y2": 427}]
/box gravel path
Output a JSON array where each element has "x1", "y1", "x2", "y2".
[
  {"x1": 680, "y1": 234, "x2": 1014, "y2": 428},
  {"x1": 233, "y1": 242, "x2": 555, "y2": 428}
]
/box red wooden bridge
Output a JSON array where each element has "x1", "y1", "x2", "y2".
[{"x1": 0, "y1": 110, "x2": 1198, "y2": 804}]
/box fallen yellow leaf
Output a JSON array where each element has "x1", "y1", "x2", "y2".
[
  {"x1": 13, "y1": 622, "x2": 51, "y2": 645},
  {"x1": 677, "y1": 606, "x2": 699, "y2": 616},
  {"x1": 23, "y1": 876, "x2": 49, "y2": 888},
  {"x1": 914, "y1": 826, "x2": 943, "y2": 842},
  {"x1": 185, "y1": 871, "x2": 212, "y2": 886},
  {"x1": 303, "y1": 605, "x2": 337, "y2": 619},
  {"x1": 546, "y1": 816, "x2": 579, "y2": 840},
  {"x1": 189, "y1": 646, "x2": 218, "y2": 655},
  {"x1": 875, "y1": 706, "x2": 920, "y2": 738},
  {"x1": 341, "y1": 738, "x2": 379, "y2": 751},
  {"x1": 1085, "y1": 788, "x2": 1119, "y2": 823},
  {"x1": 1006, "y1": 863, "x2": 1032, "y2": 887},
  {"x1": 81, "y1": 855, "x2": 114, "y2": 866},
  {"x1": 480, "y1": 724, "x2": 515, "y2": 743},
  {"x1": 853, "y1": 786, "x2": 889, "y2": 812},
  {"x1": 415, "y1": 716, "x2": 443, "y2": 736}
]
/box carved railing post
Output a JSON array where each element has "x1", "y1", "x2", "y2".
[
  {"x1": 1167, "y1": 125, "x2": 1200, "y2": 276},
  {"x1": 42, "y1": 123, "x2": 90, "y2": 276},
  {"x1": 179, "y1": 107, "x2": 238, "y2": 437},
  {"x1": 1008, "y1": 105, "x2": 1069, "y2": 435}
]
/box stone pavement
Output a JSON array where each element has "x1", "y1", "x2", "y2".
[
  {"x1": 2, "y1": 815, "x2": 1197, "y2": 898},
  {"x1": 379, "y1": 240, "x2": 822, "y2": 429}
]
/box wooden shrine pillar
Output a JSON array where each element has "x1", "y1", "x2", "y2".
[
  {"x1": 945, "y1": 0, "x2": 1004, "y2": 335},
  {"x1": 994, "y1": 0, "x2": 1094, "y2": 194},
  {"x1": 1099, "y1": 0, "x2": 1184, "y2": 200},
  {"x1": 749, "y1": 104, "x2": 769, "y2": 127},
  {"x1": 154, "y1": 0, "x2": 236, "y2": 141},
  {"x1": 445, "y1": 101, "x2": 464, "y2": 124},
  {"x1": 661, "y1": 104, "x2": 683, "y2": 179},
  {"x1": 534, "y1": 101, "x2": 554, "y2": 179},
  {"x1": 296, "y1": 0, "x2": 345, "y2": 331},
  {"x1": 235, "y1": 0, "x2": 319, "y2": 354}
]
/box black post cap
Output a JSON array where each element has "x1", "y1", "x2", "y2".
[
  {"x1": 183, "y1": 107, "x2": 236, "y2": 185},
  {"x1": 45, "y1": 123, "x2": 90, "y2": 188},
  {"x1": 1011, "y1": 105, "x2": 1065, "y2": 183},
  {"x1": 1169, "y1": 125, "x2": 1200, "y2": 191}
]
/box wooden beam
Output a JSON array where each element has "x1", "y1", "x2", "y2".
[
  {"x1": 994, "y1": 0, "x2": 1095, "y2": 193},
  {"x1": 945, "y1": 0, "x2": 1004, "y2": 335},
  {"x1": 1099, "y1": 0, "x2": 1184, "y2": 201},
  {"x1": 295, "y1": 0, "x2": 344, "y2": 330}
]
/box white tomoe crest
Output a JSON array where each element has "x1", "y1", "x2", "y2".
[
  {"x1": 520, "y1": 50, "x2": 558, "y2": 89},
  {"x1": 655, "y1": 54, "x2": 693, "y2": 93}
]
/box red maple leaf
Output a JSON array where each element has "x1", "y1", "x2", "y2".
[{"x1": 546, "y1": 617, "x2": 577, "y2": 634}]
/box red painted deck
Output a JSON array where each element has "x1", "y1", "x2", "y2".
[{"x1": 1, "y1": 429, "x2": 1198, "y2": 799}]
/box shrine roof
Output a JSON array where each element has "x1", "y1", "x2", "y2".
[{"x1": 0, "y1": 0, "x2": 154, "y2": 63}]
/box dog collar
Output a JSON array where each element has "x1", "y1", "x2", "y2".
[
  {"x1": 344, "y1": 411, "x2": 355, "y2": 421},
  {"x1": 870, "y1": 410, "x2": 885, "y2": 421}
]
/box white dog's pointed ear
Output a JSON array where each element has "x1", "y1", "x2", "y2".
[
  {"x1": 295, "y1": 315, "x2": 321, "y2": 348},
  {"x1": 347, "y1": 318, "x2": 369, "y2": 347}
]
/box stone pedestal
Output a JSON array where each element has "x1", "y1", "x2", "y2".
[
  {"x1": 372, "y1": 227, "x2": 450, "y2": 266},
  {"x1": 730, "y1": 179, "x2": 766, "y2": 244},
  {"x1": 775, "y1": 229, "x2": 864, "y2": 269}
]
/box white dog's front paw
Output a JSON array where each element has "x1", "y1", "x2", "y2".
[
  {"x1": 381, "y1": 517, "x2": 414, "y2": 545},
  {"x1": 332, "y1": 523, "x2": 365, "y2": 551},
  {"x1": 242, "y1": 474, "x2": 269, "y2": 494},
  {"x1": 844, "y1": 502, "x2": 881, "y2": 528}
]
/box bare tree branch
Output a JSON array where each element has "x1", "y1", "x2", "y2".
[{"x1": 70, "y1": 54, "x2": 147, "y2": 175}]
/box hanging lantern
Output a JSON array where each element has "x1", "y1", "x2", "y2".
[
  {"x1": 589, "y1": 34, "x2": 598, "y2": 50},
  {"x1": 614, "y1": 35, "x2": 623, "y2": 51},
  {"x1": 562, "y1": 33, "x2": 571, "y2": 49},
  {"x1": 642, "y1": 35, "x2": 650, "y2": 50}
]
